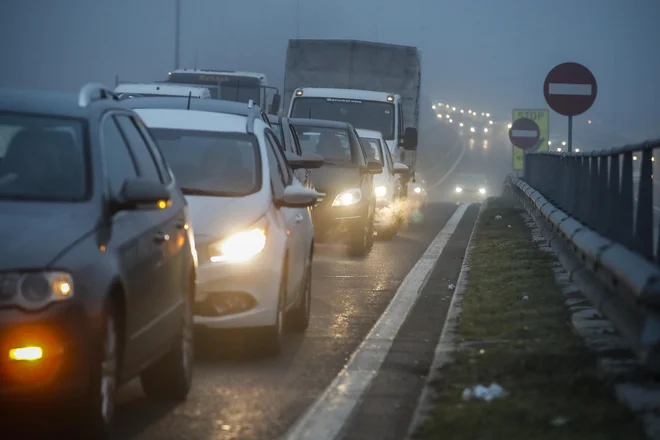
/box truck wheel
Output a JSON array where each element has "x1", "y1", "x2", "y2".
[{"x1": 347, "y1": 222, "x2": 369, "y2": 256}]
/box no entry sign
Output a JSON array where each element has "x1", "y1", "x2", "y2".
[
  {"x1": 544, "y1": 62, "x2": 597, "y2": 116},
  {"x1": 509, "y1": 117, "x2": 540, "y2": 150}
]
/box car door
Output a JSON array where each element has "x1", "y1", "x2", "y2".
[
  {"x1": 352, "y1": 129, "x2": 375, "y2": 217},
  {"x1": 264, "y1": 130, "x2": 306, "y2": 307},
  {"x1": 285, "y1": 119, "x2": 313, "y2": 190},
  {"x1": 114, "y1": 114, "x2": 182, "y2": 358}
]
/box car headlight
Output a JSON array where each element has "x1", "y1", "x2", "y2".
[
  {"x1": 332, "y1": 188, "x2": 361, "y2": 206},
  {"x1": 375, "y1": 185, "x2": 387, "y2": 198},
  {"x1": 414, "y1": 187, "x2": 422, "y2": 194},
  {"x1": 479, "y1": 188, "x2": 487, "y2": 194},
  {"x1": 0, "y1": 271, "x2": 74, "y2": 311},
  {"x1": 208, "y1": 228, "x2": 267, "y2": 262},
  {"x1": 455, "y1": 186, "x2": 463, "y2": 193}
]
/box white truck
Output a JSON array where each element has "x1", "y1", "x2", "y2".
[{"x1": 283, "y1": 39, "x2": 421, "y2": 175}]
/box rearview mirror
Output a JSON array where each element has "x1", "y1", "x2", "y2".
[
  {"x1": 403, "y1": 127, "x2": 418, "y2": 150},
  {"x1": 392, "y1": 162, "x2": 409, "y2": 176},
  {"x1": 363, "y1": 160, "x2": 383, "y2": 174},
  {"x1": 114, "y1": 179, "x2": 171, "y2": 212},
  {"x1": 285, "y1": 151, "x2": 325, "y2": 170},
  {"x1": 277, "y1": 186, "x2": 319, "y2": 208},
  {"x1": 270, "y1": 94, "x2": 281, "y2": 115}
]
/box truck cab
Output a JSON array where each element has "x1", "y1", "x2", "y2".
[
  {"x1": 165, "y1": 69, "x2": 281, "y2": 114},
  {"x1": 287, "y1": 87, "x2": 417, "y2": 172}
]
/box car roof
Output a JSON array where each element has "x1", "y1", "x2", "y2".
[
  {"x1": 288, "y1": 118, "x2": 354, "y2": 130},
  {"x1": 134, "y1": 108, "x2": 252, "y2": 133},
  {"x1": 114, "y1": 83, "x2": 210, "y2": 96},
  {"x1": 0, "y1": 87, "x2": 119, "y2": 118},
  {"x1": 122, "y1": 96, "x2": 263, "y2": 116},
  {"x1": 355, "y1": 128, "x2": 383, "y2": 139}
]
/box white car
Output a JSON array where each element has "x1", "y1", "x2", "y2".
[
  {"x1": 134, "y1": 104, "x2": 322, "y2": 356},
  {"x1": 114, "y1": 83, "x2": 212, "y2": 100},
  {"x1": 356, "y1": 128, "x2": 409, "y2": 239}
]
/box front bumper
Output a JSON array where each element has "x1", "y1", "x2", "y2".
[
  {"x1": 374, "y1": 199, "x2": 398, "y2": 230},
  {"x1": 311, "y1": 199, "x2": 368, "y2": 242},
  {"x1": 0, "y1": 302, "x2": 93, "y2": 400}
]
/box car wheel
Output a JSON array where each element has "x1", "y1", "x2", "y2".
[
  {"x1": 76, "y1": 300, "x2": 118, "y2": 439},
  {"x1": 287, "y1": 253, "x2": 312, "y2": 333},
  {"x1": 256, "y1": 269, "x2": 286, "y2": 357},
  {"x1": 347, "y1": 222, "x2": 369, "y2": 256},
  {"x1": 366, "y1": 215, "x2": 375, "y2": 249},
  {"x1": 140, "y1": 280, "x2": 194, "y2": 400}
]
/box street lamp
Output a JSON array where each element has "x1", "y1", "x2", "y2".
[
  {"x1": 507, "y1": 123, "x2": 512, "y2": 129},
  {"x1": 575, "y1": 148, "x2": 580, "y2": 153},
  {"x1": 460, "y1": 109, "x2": 464, "y2": 113},
  {"x1": 459, "y1": 122, "x2": 464, "y2": 127},
  {"x1": 561, "y1": 141, "x2": 567, "y2": 146},
  {"x1": 452, "y1": 107, "x2": 456, "y2": 111},
  {"x1": 449, "y1": 119, "x2": 453, "y2": 123},
  {"x1": 488, "y1": 120, "x2": 493, "y2": 125}
]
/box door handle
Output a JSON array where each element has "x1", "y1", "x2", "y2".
[
  {"x1": 294, "y1": 214, "x2": 304, "y2": 223},
  {"x1": 153, "y1": 232, "x2": 170, "y2": 243}
]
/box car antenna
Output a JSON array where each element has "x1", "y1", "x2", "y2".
[{"x1": 186, "y1": 91, "x2": 192, "y2": 109}]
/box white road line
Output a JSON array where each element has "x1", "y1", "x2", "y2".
[
  {"x1": 282, "y1": 204, "x2": 470, "y2": 440},
  {"x1": 427, "y1": 144, "x2": 467, "y2": 190},
  {"x1": 511, "y1": 129, "x2": 538, "y2": 138},
  {"x1": 548, "y1": 83, "x2": 592, "y2": 96}
]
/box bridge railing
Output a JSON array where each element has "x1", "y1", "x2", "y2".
[{"x1": 506, "y1": 139, "x2": 660, "y2": 371}]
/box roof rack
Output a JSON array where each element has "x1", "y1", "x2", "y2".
[{"x1": 78, "y1": 83, "x2": 118, "y2": 107}]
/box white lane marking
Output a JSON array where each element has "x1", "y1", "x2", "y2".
[
  {"x1": 511, "y1": 129, "x2": 538, "y2": 138},
  {"x1": 282, "y1": 203, "x2": 470, "y2": 440},
  {"x1": 427, "y1": 144, "x2": 467, "y2": 190},
  {"x1": 548, "y1": 83, "x2": 592, "y2": 96},
  {"x1": 405, "y1": 202, "x2": 483, "y2": 438}
]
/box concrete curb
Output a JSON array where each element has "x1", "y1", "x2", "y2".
[{"x1": 405, "y1": 201, "x2": 486, "y2": 439}]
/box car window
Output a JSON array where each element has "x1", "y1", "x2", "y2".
[
  {"x1": 264, "y1": 132, "x2": 287, "y2": 195},
  {"x1": 352, "y1": 130, "x2": 368, "y2": 165},
  {"x1": 102, "y1": 117, "x2": 139, "y2": 197},
  {"x1": 266, "y1": 131, "x2": 293, "y2": 185},
  {"x1": 293, "y1": 125, "x2": 354, "y2": 165},
  {"x1": 149, "y1": 128, "x2": 261, "y2": 196},
  {"x1": 0, "y1": 114, "x2": 88, "y2": 201},
  {"x1": 383, "y1": 142, "x2": 395, "y2": 170},
  {"x1": 288, "y1": 124, "x2": 302, "y2": 155},
  {"x1": 360, "y1": 137, "x2": 383, "y2": 166},
  {"x1": 135, "y1": 120, "x2": 173, "y2": 184},
  {"x1": 115, "y1": 116, "x2": 163, "y2": 183}
]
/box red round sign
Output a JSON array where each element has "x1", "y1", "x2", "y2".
[
  {"x1": 543, "y1": 62, "x2": 597, "y2": 116},
  {"x1": 509, "y1": 117, "x2": 540, "y2": 150}
]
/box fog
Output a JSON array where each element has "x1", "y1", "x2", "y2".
[{"x1": 1, "y1": 0, "x2": 659, "y2": 142}]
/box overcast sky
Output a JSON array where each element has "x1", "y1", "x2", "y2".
[{"x1": 1, "y1": 0, "x2": 658, "y2": 143}]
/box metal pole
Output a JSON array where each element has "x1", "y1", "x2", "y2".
[
  {"x1": 295, "y1": 0, "x2": 300, "y2": 38},
  {"x1": 174, "y1": 0, "x2": 181, "y2": 69},
  {"x1": 568, "y1": 115, "x2": 573, "y2": 153}
]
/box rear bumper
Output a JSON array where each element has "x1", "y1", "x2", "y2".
[{"x1": 312, "y1": 202, "x2": 368, "y2": 241}]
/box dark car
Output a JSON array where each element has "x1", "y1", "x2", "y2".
[
  {"x1": 290, "y1": 118, "x2": 382, "y2": 256},
  {"x1": 268, "y1": 114, "x2": 314, "y2": 191},
  {"x1": 0, "y1": 84, "x2": 196, "y2": 438}
]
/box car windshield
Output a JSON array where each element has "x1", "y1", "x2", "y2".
[
  {"x1": 166, "y1": 73, "x2": 260, "y2": 104},
  {"x1": 149, "y1": 128, "x2": 261, "y2": 196},
  {"x1": 290, "y1": 97, "x2": 395, "y2": 139},
  {"x1": 0, "y1": 114, "x2": 87, "y2": 201},
  {"x1": 293, "y1": 126, "x2": 354, "y2": 165},
  {"x1": 360, "y1": 137, "x2": 384, "y2": 165},
  {"x1": 271, "y1": 123, "x2": 283, "y2": 143}
]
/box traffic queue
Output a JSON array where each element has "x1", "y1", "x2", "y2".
[{"x1": 0, "y1": 68, "x2": 426, "y2": 437}]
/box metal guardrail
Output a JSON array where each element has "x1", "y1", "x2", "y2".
[{"x1": 506, "y1": 139, "x2": 660, "y2": 371}]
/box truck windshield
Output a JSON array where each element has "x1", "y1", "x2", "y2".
[
  {"x1": 166, "y1": 73, "x2": 261, "y2": 104},
  {"x1": 291, "y1": 97, "x2": 395, "y2": 140}
]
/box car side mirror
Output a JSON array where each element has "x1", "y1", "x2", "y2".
[
  {"x1": 270, "y1": 94, "x2": 281, "y2": 115},
  {"x1": 392, "y1": 162, "x2": 409, "y2": 175},
  {"x1": 285, "y1": 151, "x2": 324, "y2": 170},
  {"x1": 113, "y1": 179, "x2": 171, "y2": 212},
  {"x1": 403, "y1": 127, "x2": 418, "y2": 151},
  {"x1": 363, "y1": 160, "x2": 383, "y2": 174},
  {"x1": 276, "y1": 186, "x2": 319, "y2": 208}
]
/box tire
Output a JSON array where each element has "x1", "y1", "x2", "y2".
[
  {"x1": 255, "y1": 267, "x2": 286, "y2": 357},
  {"x1": 140, "y1": 281, "x2": 194, "y2": 400},
  {"x1": 287, "y1": 254, "x2": 312, "y2": 333},
  {"x1": 366, "y1": 216, "x2": 375, "y2": 249},
  {"x1": 75, "y1": 300, "x2": 119, "y2": 439},
  {"x1": 379, "y1": 226, "x2": 397, "y2": 240},
  {"x1": 347, "y1": 222, "x2": 369, "y2": 256}
]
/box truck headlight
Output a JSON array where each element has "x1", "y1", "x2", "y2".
[
  {"x1": 375, "y1": 186, "x2": 387, "y2": 198},
  {"x1": 332, "y1": 188, "x2": 361, "y2": 206},
  {"x1": 0, "y1": 272, "x2": 74, "y2": 311},
  {"x1": 209, "y1": 228, "x2": 267, "y2": 262}
]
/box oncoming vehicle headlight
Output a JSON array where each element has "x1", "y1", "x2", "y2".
[
  {"x1": 0, "y1": 272, "x2": 74, "y2": 311},
  {"x1": 209, "y1": 228, "x2": 267, "y2": 262},
  {"x1": 414, "y1": 187, "x2": 422, "y2": 194},
  {"x1": 332, "y1": 188, "x2": 362, "y2": 206},
  {"x1": 375, "y1": 186, "x2": 387, "y2": 198},
  {"x1": 455, "y1": 186, "x2": 463, "y2": 193},
  {"x1": 479, "y1": 187, "x2": 487, "y2": 194}
]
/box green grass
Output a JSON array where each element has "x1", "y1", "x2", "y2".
[{"x1": 414, "y1": 196, "x2": 645, "y2": 440}]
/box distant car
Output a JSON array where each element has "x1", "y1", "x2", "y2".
[
  {"x1": 356, "y1": 128, "x2": 409, "y2": 239},
  {"x1": 114, "y1": 83, "x2": 211, "y2": 99},
  {"x1": 0, "y1": 84, "x2": 196, "y2": 438},
  {"x1": 408, "y1": 171, "x2": 428, "y2": 205},
  {"x1": 133, "y1": 100, "x2": 322, "y2": 356},
  {"x1": 268, "y1": 114, "x2": 315, "y2": 192},
  {"x1": 291, "y1": 118, "x2": 382, "y2": 256},
  {"x1": 450, "y1": 172, "x2": 490, "y2": 202}
]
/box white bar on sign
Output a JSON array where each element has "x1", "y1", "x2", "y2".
[
  {"x1": 511, "y1": 130, "x2": 538, "y2": 137},
  {"x1": 548, "y1": 83, "x2": 592, "y2": 96}
]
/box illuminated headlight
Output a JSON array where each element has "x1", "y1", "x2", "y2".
[
  {"x1": 375, "y1": 186, "x2": 387, "y2": 198},
  {"x1": 209, "y1": 228, "x2": 266, "y2": 262},
  {"x1": 455, "y1": 187, "x2": 463, "y2": 193},
  {"x1": 414, "y1": 187, "x2": 422, "y2": 194},
  {"x1": 470, "y1": 127, "x2": 475, "y2": 133},
  {"x1": 479, "y1": 188, "x2": 487, "y2": 194},
  {"x1": 0, "y1": 272, "x2": 74, "y2": 311},
  {"x1": 332, "y1": 188, "x2": 361, "y2": 206}
]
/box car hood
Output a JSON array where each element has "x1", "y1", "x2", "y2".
[
  {"x1": 0, "y1": 203, "x2": 96, "y2": 271},
  {"x1": 185, "y1": 193, "x2": 269, "y2": 241},
  {"x1": 309, "y1": 165, "x2": 361, "y2": 195}
]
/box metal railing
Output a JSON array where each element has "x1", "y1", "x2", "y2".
[{"x1": 524, "y1": 139, "x2": 660, "y2": 263}]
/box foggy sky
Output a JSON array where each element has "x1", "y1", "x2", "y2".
[{"x1": 1, "y1": 0, "x2": 658, "y2": 143}]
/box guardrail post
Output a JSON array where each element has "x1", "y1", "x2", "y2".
[
  {"x1": 596, "y1": 154, "x2": 610, "y2": 236},
  {"x1": 608, "y1": 153, "x2": 621, "y2": 241},
  {"x1": 576, "y1": 155, "x2": 589, "y2": 223},
  {"x1": 636, "y1": 147, "x2": 654, "y2": 260},
  {"x1": 620, "y1": 151, "x2": 635, "y2": 249},
  {"x1": 587, "y1": 154, "x2": 600, "y2": 230}
]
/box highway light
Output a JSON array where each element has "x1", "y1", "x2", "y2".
[
  {"x1": 483, "y1": 127, "x2": 488, "y2": 133},
  {"x1": 588, "y1": 120, "x2": 592, "y2": 124},
  {"x1": 468, "y1": 109, "x2": 472, "y2": 114},
  {"x1": 446, "y1": 114, "x2": 450, "y2": 118},
  {"x1": 446, "y1": 104, "x2": 450, "y2": 108},
  {"x1": 561, "y1": 141, "x2": 566, "y2": 146},
  {"x1": 460, "y1": 109, "x2": 464, "y2": 113},
  {"x1": 436, "y1": 114, "x2": 442, "y2": 118},
  {"x1": 432, "y1": 105, "x2": 436, "y2": 109},
  {"x1": 486, "y1": 113, "x2": 490, "y2": 117},
  {"x1": 449, "y1": 119, "x2": 453, "y2": 123},
  {"x1": 556, "y1": 148, "x2": 562, "y2": 152},
  {"x1": 489, "y1": 120, "x2": 493, "y2": 125},
  {"x1": 459, "y1": 122, "x2": 464, "y2": 127},
  {"x1": 470, "y1": 127, "x2": 475, "y2": 133},
  {"x1": 575, "y1": 148, "x2": 580, "y2": 152},
  {"x1": 452, "y1": 107, "x2": 456, "y2": 111},
  {"x1": 481, "y1": 112, "x2": 485, "y2": 116},
  {"x1": 548, "y1": 141, "x2": 552, "y2": 145}
]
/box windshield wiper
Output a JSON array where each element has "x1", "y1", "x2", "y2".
[{"x1": 180, "y1": 187, "x2": 227, "y2": 197}]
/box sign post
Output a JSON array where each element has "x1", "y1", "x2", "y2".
[
  {"x1": 511, "y1": 109, "x2": 549, "y2": 171},
  {"x1": 543, "y1": 62, "x2": 597, "y2": 153}
]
